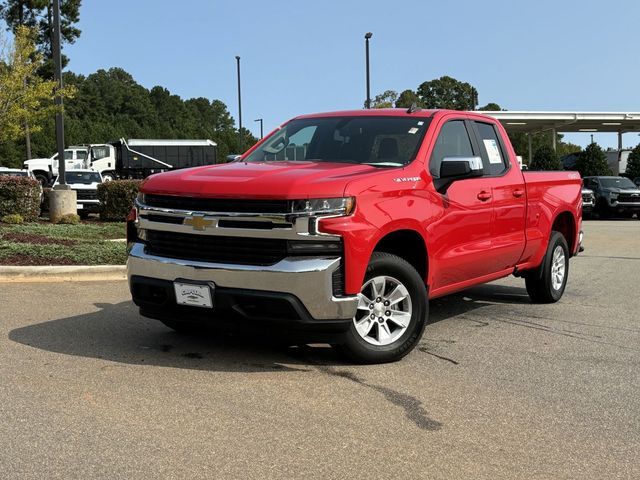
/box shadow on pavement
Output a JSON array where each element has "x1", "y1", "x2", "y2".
[{"x1": 8, "y1": 284, "x2": 530, "y2": 372}]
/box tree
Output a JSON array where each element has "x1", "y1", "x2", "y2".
[
  {"x1": 0, "y1": 0, "x2": 82, "y2": 77},
  {"x1": 395, "y1": 89, "x2": 420, "y2": 108},
  {"x1": 369, "y1": 90, "x2": 397, "y2": 109},
  {"x1": 575, "y1": 143, "x2": 612, "y2": 177},
  {"x1": 478, "y1": 102, "x2": 501, "y2": 111},
  {"x1": 625, "y1": 144, "x2": 640, "y2": 179},
  {"x1": 416, "y1": 76, "x2": 477, "y2": 110},
  {"x1": 529, "y1": 144, "x2": 561, "y2": 171},
  {"x1": 0, "y1": 26, "x2": 72, "y2": 166}
]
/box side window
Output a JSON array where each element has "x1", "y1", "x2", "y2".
[
  {"x1": 475, "y1": 122, "x2": 508, "y2": 176},
  {"x1": 76, "y1": 150, "x2": 87, "y2": 160},
  {"x1": 64, "y1": 150, "x2": 74, "y2": 160},
  {"x1": 429, "y1": 120, "x2": 474, "y2": 178}
]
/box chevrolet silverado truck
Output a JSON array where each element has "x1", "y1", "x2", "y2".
[
  {"x1": 127, "y1": 109, "x2": 583, "y2": 363},
  {"x1": 583, "y1": 176, "x2": 640, "y2": 218}
]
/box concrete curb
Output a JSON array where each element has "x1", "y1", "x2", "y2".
[{"x1": 0, "y1": 265, "x2": 127, "y2": 283}]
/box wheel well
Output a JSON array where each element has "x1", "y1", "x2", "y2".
[
  {"x1": 552, "y1": 212, "x2": 576, "y2": 252},
  {"x1": 373, "y1": 230, "x2": 428, "y2": 280}
]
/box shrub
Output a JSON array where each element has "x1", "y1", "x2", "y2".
[
  {"x1": 529, "y1": 144, "x2": 562, "y2": 171},
  {"x1": 0, "y1": 176, "x2": 41, "y2": 220},
  {"x1": 57, "y1": 213, "x2": 81, "y2": 225},
  {"x1": 626, "y1": 144, "x2": 640, "y2": 179},
  {"x1": 1, "y1": 213, "x2": 24, "y2": 224},
  {"x1": 98, "y1": 180, "x2": 143, "y2": 221},
  {"x1": 575, "y1": 143, "x2": 612, "y2": 177}
]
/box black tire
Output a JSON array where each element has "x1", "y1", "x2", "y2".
[
  {"x1": 34, "y1": 173, "x2": 50, "y2": 188},
  {"x1": 78, "y1": 211, "x2": 90, "y2": 219},
  {"x1": 102, "y1": 172, "x2": 116, "y2": 182},
  {"x1": 525, "y1": 231, "x2": 569, "y2": 304},
  {"x1": 337, "y1": 252, "x2": 428, "y2": 364}
]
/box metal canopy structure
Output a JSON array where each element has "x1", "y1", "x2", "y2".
[{"x1": 476, "y1": 111, "x2": 640, "y2": 162}]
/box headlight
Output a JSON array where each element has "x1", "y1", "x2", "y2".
[
  {"x1": 291, "y1": 197, "x2": 355, "y2": 216},
  {"x1": 136, "y1": 192, "x2": 146, "y2": 204},
  {"x1": 610, "y1": 193, "x2": 618, "y2": 200}
]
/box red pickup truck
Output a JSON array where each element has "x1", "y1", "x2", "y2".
[{"x1": 127, "y1": 109, "x2": 583, "y2": 363}]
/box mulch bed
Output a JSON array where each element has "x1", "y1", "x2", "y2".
[
  {"x1": 0, "y1": 232, "x2": 77, "y2": 246},
  {"x1": 0, "y1": 255, "x2": 76, "y2": 266}
]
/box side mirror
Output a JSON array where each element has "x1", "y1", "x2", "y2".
[
  {"x1": 226, "y1": 154, "x2": 241, "y2": 163},
  {"x1": 439, "y1": 156, "x2": 483, "y2": 179}
]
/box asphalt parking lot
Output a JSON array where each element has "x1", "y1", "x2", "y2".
[{"x1": 1, "y1": 220, "x2": 639, "y2": 479}]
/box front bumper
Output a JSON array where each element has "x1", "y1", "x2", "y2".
[{"x1": 127, "y1": 242, "x2": 358, "y2": 323}]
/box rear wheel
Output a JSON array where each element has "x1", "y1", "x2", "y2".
[
  {"x1": 525, "y1": 231, "x2": 569, "y2": 303},
  {"x1": 34, "y1": 173, "x2": 50, "y2": 188},
  {"x1": 337, "y1": 252, "x2": 427, "y2": 364}
]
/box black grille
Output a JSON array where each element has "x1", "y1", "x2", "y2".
[
  {"x1": 617, "y1": 194, "x2": 640, "y2": 203},
  {"x1": 144, "y1": 194, "x2": 290, "y2": 213},
  {"x1": 76, "y1": 190, "x2": 98, "y2": 200},
  {"x1": 145, "y1": 230, "x2": 287, "y2": 266},
  {"x1": 332, "y1": 266, "x2": 345, "y2": 297}
]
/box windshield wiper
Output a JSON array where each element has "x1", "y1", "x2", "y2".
[{"x1": 362, "y1": 162, "x2": 403, "y2": 168}]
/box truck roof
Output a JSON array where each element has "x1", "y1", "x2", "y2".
[
  {"x1": 124, "y1": 139, "x2": 217, "y2": 147},
  {"x1": 294, "y1": 108, "x2": 438, "y2": 120}
]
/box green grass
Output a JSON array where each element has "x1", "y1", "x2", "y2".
[
  {"x1": 1, "y1": 222, "x2": 126, "y2": 240},
  {"x1": 0, "y1": 221, "x2": 128, "y2": 265}
]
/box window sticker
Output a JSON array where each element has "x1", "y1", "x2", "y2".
[
  {"x1": 483, "y1": 139, "x2": 502, "y2": 164},
  {"x1": 408, "y1": 127, "x2": 419, "y2": 134}
]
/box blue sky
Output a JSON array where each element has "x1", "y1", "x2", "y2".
[{"x1": 61, "y1": 0, "x2": 640, "y2": 148}]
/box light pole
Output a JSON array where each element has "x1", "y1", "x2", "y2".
[
  {"x1": 254, "y1": 118, "x2": 264, "y2": 139},
  {"x1": 365, "y1": 32, "x2": 372, "y2": 109},
  {"x1": 235, "y1": 55, "x2": 242, "y2": 152},
  {"x1": 48, "y1": 0, "x2": 76, "y2": 223},
  {"x1": 53, "y1": 0, "x2": 66, "y2": 187}
]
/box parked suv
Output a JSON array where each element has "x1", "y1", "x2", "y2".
[
  {"x1": 583, "y1": 176, "x2": 640, "y2": 218},
  {"x1": 53, "y1": 169, "x2": 103, "y2": 218}
]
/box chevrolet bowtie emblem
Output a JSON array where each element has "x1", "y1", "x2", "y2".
[{"x1": 183, "y1": 215, "x2": 214, "y2": 231}]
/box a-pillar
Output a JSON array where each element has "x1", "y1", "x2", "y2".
[{"x1": 528, "y1": 133, "x2": 533, "y2": 164}]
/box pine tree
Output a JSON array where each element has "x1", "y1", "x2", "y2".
[
  {"x1": 625, "y1": 144, "x2": 640, "y2": 179},
  {"x1": 575, "y1": 143, "x2": 612, "y2": 177},
  {"x1": 529, "y1": 144, "x2": 562, "y2": 171}
]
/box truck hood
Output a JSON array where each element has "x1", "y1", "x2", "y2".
[{"x1": 141, "y1": 161, "x2": 381, "y2": 198}]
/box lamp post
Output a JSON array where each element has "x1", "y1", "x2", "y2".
[
  {"x1": 235, "y1": 55, "x2": 242, "y2": 152},
  {"x1": 254, "y1": 118, "x2": 264, "y2": 139},
  {"x1": 364, "y1": 32, "x2": 372, "y2": 109},
  {"x1": 53, "y1": 0, "x2": 66, "y2": 187},
  {"x1": 48, "y1": 0, "x2": 77, "y2": 223}
]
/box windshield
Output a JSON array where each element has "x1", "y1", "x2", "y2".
[
  {"x1": 243, "y1": 116, "x2": 431, "y2": 167},
  {"x1": 64, "y1": 172, "x2": 101, "y2": 184},
  {"x1": 599, "y1": 177, "x2": 636, "y2": 189}
]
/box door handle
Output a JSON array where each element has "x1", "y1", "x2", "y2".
[
  {"x1": 513, "y1": 189, "x2": 525, "y2": 198},
  {"x1": 477, "y1": 191, "x2": 492, "y2": 201}
]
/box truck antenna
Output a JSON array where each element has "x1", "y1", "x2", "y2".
[{"x1": 407, "y1": 103, "x2": 422, "y2": 114}]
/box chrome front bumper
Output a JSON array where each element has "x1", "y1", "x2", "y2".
[{"x1": 127, "y1": 242, "x2": 358, "y2": 320}]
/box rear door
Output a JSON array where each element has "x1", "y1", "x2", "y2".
[
  {"x1": 470, "y1": 120, "x2": 526, "y2": 271},
  {"x1": 426, "y1": 117, "x2": 496, "y2": 290}
]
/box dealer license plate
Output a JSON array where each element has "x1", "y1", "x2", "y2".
[
  {"x1": 76, "y1": 204, "x2": 83, "y2": 209},
  {"x1": 173, "y1": 282, "x2": 213, "y2": 308}
]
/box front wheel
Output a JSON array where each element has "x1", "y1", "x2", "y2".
[
  {"x1": 337, "y1": 252, "x2": 428, "y2": 364},
  {"x1": 525, "y1": 231, "x2": 569, "y2": 303},
  {"x1": 101, "y1": 172, "x2": 116, "y2": 182}
]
